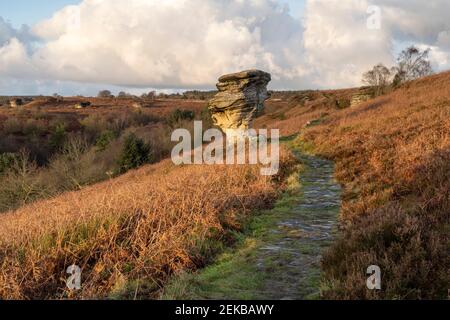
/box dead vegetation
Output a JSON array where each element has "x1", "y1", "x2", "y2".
[
  {"x1": 0, "y1": 98, "x2": 210, "y2": 212},
  {"x1": 256, "y1": 88, "x2": 357, "y2": 136},
  {"x1": 0, "y1": 70, "x2": 448, "y2": 300},
  {"x1": 300, "y1": 71, "x2": 450, "y2": 299},
  {"x1": 0, "y1": 148, "x2": 296, "y2": 299}
]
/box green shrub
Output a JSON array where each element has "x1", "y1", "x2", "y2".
[
  {"x1": 95, "y1": 130, "x2": 116, "y2": 151},
  {"x1": 117, "y1": 134, "x2": 152, "y2": 173},
  {"x1": 49, "y1": 123, "x2": 67, "y2": 151}
]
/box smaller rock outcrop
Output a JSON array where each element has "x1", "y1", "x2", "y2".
[
  {"x1": 287, "y1": 91, "x2": 323, "y2": 107},
  {"x1": 350, "y1": 87, "x2": 374, "y2": 107},
  {"x1": 75, "y1": 102, "x2": 92, "y2": 109},
  {"x1": 208, "y1": 70, "x2": 271, "y2": 131},
  {"x1": 9, "y1": 98, "x2": 23, "y2": 108},
  {"x1": 132, "y1": 102, "x2": 143, "y2": 109}
]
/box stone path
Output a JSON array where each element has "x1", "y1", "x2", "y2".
[
  {"x1": 255, "y1": 153, "x2": 341, "y2": 299},
  {"x1": 161, "y1": 152, "x2": 342, "y2": 300}
]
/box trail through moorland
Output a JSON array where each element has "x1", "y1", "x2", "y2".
[{"x1": 162, "y1": 148, "x2": 342, "y2": 300}]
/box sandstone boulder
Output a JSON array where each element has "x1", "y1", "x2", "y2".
[{"x1": 208, "y1": 70, "x2": 271, "y2": 130}]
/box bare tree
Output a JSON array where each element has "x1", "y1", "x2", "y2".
[
  {"x1": 141, "y1": 91, "x2": 156, "y2": 101},
  {"x1": 118, "y1": 91, "x2": 131, "y2": 99},
  {"x1": 362, "y1": 63, "x2": 392, "y2": 96},
  {"x1": 393, "y1": 46, "x2": 433, "y2": 85},
  {"x1": 98, "y1": 90, "x2": 114, "y2": 98}
]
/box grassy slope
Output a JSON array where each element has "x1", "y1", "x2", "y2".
[
  {"x1": 0, "y1": 71, "x2": 448, "y2": 300},
  {"x1": 0, "y1": 152, "x2": 297, "y2": 299},
  {"x1": 300, "y1": 71, "x2": 450, "y2": 299}
]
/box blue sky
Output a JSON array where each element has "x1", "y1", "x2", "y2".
[
  {"x1": 0, "y1": 0, "x2": 81, "y2": 27},
  {"x1": 1, "y1": 0, "x2": 306, "y2": 27}
]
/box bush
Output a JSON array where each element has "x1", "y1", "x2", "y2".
[
  {"x1": 80, "y1": 114, "x2": 110, "y2": 142},
  {"x1": 95, "y1": 130, "x2": 116, "y2": 151},
  {"x1": 0, "y1": 153, "x2": 16, "y2": 174},
  {"x1": 49, "y1": 123, "x2": 67, "y2": 151},
  {"x1": 0, "y1": 150, "x2": 44, "y2": 212},
  {"x1": 23, "y1": 119, "x2": 46, "y2": 136},
  {"x1": 117, "y1": 133, "x2": 152, "y2": 173},
  {"x1": 47, "y1": 136, "x2": 107, "y2": 191},
  {"x1": 130, "y1": 110, "x2": 159, "y2": 127},
  {"x1": 335, "y1": 98, "x2": 351, "y2": 109},
  {"x1": 3, "y1": 117, "x2": 23, "y2": 134},
  {"x1": 98, "y1": 90, "x2": 114, "y2": 98},
  {"x1": 167, "y1": 109, "x2": 195, "y2": 127}
]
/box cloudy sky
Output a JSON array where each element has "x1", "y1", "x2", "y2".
[{"x1": 0, "y1": 0, "x2": 449, "y2": 96}]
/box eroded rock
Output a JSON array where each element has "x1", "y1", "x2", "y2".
[{"x1": 208, "y1": 70, "x2": 271, "y2": 131}]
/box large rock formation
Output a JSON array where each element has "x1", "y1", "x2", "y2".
[{"x1": 208, "y1": 70, "x2": 271, "y2": 131}]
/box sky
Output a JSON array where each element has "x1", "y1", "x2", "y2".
[
  {"x1": 0, "y1": 0, "x2": 449, "y2": 96},
  {"x1": 3, "y1": 1, "x2": 306, "y2": 26},
  {"x1": 0, "y1": 0, "x2": 81, "y2": 27}
]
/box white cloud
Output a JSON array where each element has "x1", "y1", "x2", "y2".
[
  {"x1": 303, "y1": 0, "x2": 394, "y2": 88},
  {"x1": 1, "y1": 0, "x2": 307, "y2": 90},
  {"x1": 437, "y1": 30, "x2": 450, "y2": 50},
  {"x1": 378, "y1": 0, "x2": 450, "y2": 44},
  {"x1": 0, "y1": 37, "x2": 41, "y2": 81},
  {"x1": 0, "y1": 17, "x2": 36, "y2": 47},
  {"x1": 0, "y1": 0, "x2": 450, "y2": 94}
]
